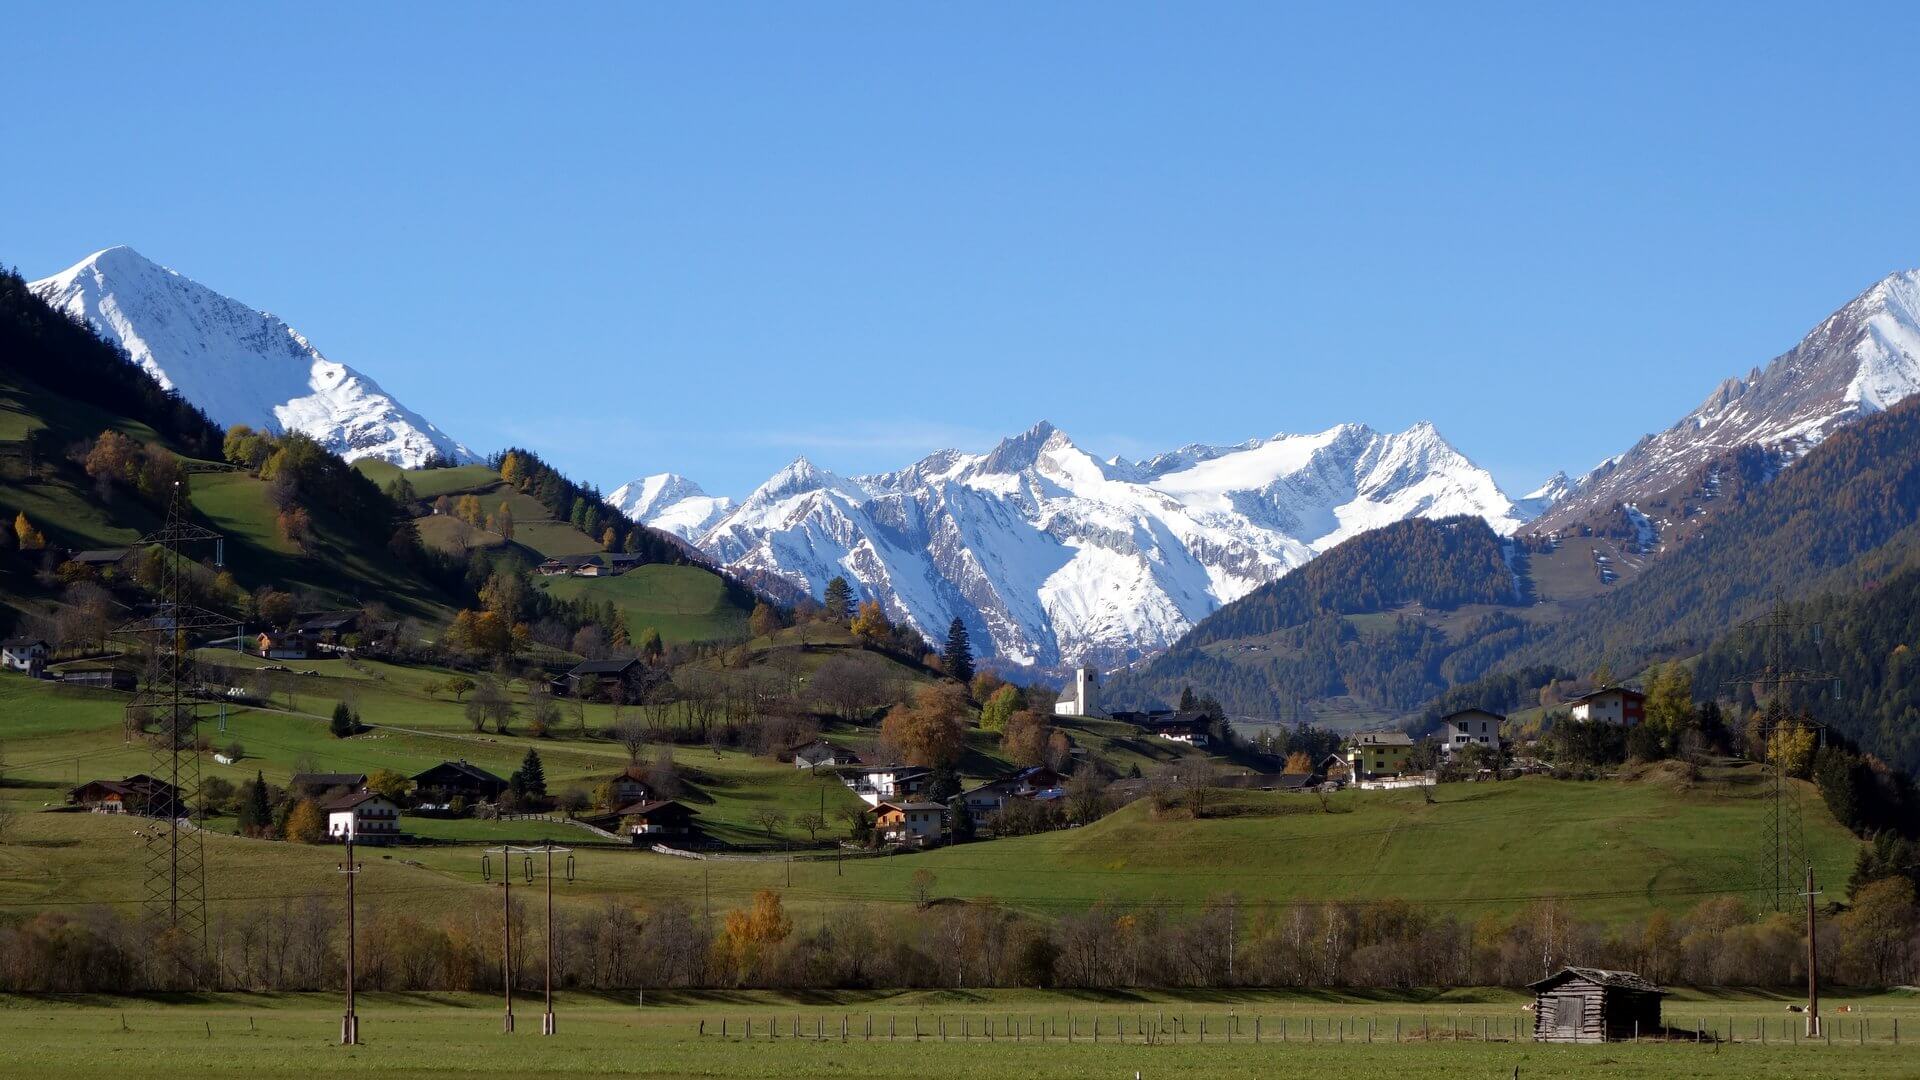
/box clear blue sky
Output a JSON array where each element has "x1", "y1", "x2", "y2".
[{"x1": 5, "y1": 3, "x2": 1918, "y2": 498}]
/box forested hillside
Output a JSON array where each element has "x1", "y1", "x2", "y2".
[{"x1": 1106, "y1": 516, "x2": 1528, "y2": 716}]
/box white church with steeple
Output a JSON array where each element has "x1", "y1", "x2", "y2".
[{"x1": 1054, "y1": 665, "x2": 1105, "y2": 718}]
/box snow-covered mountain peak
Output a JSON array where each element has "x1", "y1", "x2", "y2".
[
  {"x1": 608, "y1": 473, "x2": 734, "y2": 541},
  {"x1": 1539, "y1": 266, "x2": 1920, "y2": 532},
  {"x1": 29, "y1": 248, "x2": 475, "y2": 468}
]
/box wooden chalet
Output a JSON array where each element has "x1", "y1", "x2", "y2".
[
  {"x1": 1529, "y1": 967, "x2": 1666, "y2": 1042},
  {"x1": 291, "y1": 772, "x2": 369, "y2": 796},
  {"x1": 620, "y1": 799, "x2": 697, "y2": 843},
  {"x1": 68, "y1": 774, "x2": 183, "y2": 816},
  {"x1": 411, "y1": 760, "x2": 509, "y2": 803}
]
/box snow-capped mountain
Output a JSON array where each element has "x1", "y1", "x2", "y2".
[
  {"x1": 1538, "y1": 268, "x2": 1920, "y2": 533},
  {"x1": 609, "y1": 473, "x2": 735, "y2": 539},
  {"x1": 649, "y1": 420, "x2": 1531, "y2": 670},
  {"x1": 30, "y1": 247, "x2": 475, "y2": 467},
  {"x1": 1513, "y1": 471, "x2": 1574, "y2": 519}
]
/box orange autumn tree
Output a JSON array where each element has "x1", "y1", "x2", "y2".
[{"x1": 881, "y1": 682, "x2": 970, "y2": 767}]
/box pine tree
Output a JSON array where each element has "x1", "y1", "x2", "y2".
[
  {"x1": 236, "y1": 771, "x2": 272, "y2": 837},
  {"x1": 1179, "y1": 686, "x2": 1197, "y2": 712},
  {"x1": 517, "y1": 749, "x2": 547, "y2": 798},
  {"x1": 329, "y1": 702, "x2": 357, "y2": 738},
  {"x1": 942, "y1": 618, "x2": 974, "y2": 684},
  {"x1": 822, "y1": 577, "x2": 854, "y2": 623}
]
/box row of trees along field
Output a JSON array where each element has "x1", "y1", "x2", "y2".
[{"x1": 2, "y1": 877, "x2": 1912, "y2": 994}]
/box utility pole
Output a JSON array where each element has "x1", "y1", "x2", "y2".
[
  {"x1": 1803, "y1": 862, "x2": 1822, "y2": 1038},
  {"x1": 484, "y1": 846, "x2": 522, "y2": 1033},
  {"x1": 539, "y1": 844, "x2": 575, "y2": 1035},
  {"x1": 338, "y1": 836, "x2": 361, "y2": 1045}
]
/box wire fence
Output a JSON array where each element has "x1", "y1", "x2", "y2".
[{"x1": 692, "y1": 1010, "x2": 1906, "y2": 1046}]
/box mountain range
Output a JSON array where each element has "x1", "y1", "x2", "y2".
[
  {"x1": 29, "y1": 247, "x2": 475, "y2": 468},
  {"x1": 619, "y1": 419, "x2": 1532, "y2": 669},
  {"x1": 24, "y1": 245, "x2": 1920, "y2": 676}
]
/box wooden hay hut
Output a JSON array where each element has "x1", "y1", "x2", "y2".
[{"x1": 1529, "y1": 967, "x2": 1666, "y2": 1042}]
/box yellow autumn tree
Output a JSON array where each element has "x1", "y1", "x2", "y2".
[
  {"x1": 850, "y1": 600, "x2": 891, "y2": 644},
  {"x1": 284, "y1": 798, "x2": 327, "y2": 844},
  {"x1": 1283, "y1": 751, "x2": 1315, "y2": 775},
  {"x1": 1767, "y1": 721, "x2": 1816, "y2": 778},
  {"x1": 716, "y1": 888, "x2": 792, "y2": 985},
  {"x1": 14, "y1": 511, "x2": 46, "y2": 550},
  {"x1": 499, "y1": 451, "x2": 523, "y2": 487}
]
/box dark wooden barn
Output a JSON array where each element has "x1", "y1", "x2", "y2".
[{"x1": 1529, "y1": 967, "x2": 1666, "y2": 1042}]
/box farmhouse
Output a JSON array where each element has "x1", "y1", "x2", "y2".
[
  {"x1": 1344, "y1": 731, "x2": 1415, "y2": 779},
  {"x1": 604, "y1": 552, "x2": 646, "y2": 574},
  {"x1": 411, "y1": 760, "x2": 509, "y2": 804},
  {"x1": 255, "y1": 631, "x2": 313, "y2": 660},
  {"x1": 1529, "y1": 967, "x2": 1666, "y2": 1042},
  {"x1": 1144, "y1": 713, "x2": 1212, "y2": 747},
  {"x1": 620, "y1": 799, "x2": 697, "y2": 842},
  {"x1": 607, "y1": 765, "x2": 652, "y2": 806},
  {"x1": 1440, "y1": 708, "x2": 1504, "y2": 755},
  {"x1": 1053, "y1": 665, "x2": 1106, "y2": 717},
  {"x1": 960, "y1": 766, "x2": 1066, "y2": 825},
  {"x1": 842, "y1": 764, "x2": 931, "y2": 807},
  {"x1": 291, "y1": 772, "x2": 369, "y2": 796},
  {"x1": 68, "y1": 775, "x2": 183, "y2": 816},
  {"x1": 792, "y1": 740, "x2": 860, "y2": 770},
  {"x1": 1570, "y1": 687, "x2": 1646, "y2": 726},
  {"x1": 536, "y1": 553, "x2": 611, "y2": 577},
  {"x1": 294, "y1": 611, "x2": 360, "y2": 646},
  {"x1": 871, "y1": 800, "x2": 946, "y2": 846},
  {"x1": 1, "y1": 637, "x2": 50, "y2": 674},
  {"x1": 560, "y1": 657, "x2": 642, "y2": 697},
  {"x1": 323, "y1": 790, "x2": 403, "y2": 844}
]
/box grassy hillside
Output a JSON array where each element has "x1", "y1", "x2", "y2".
[
  {"x1": 0, "y1": 664, "x2": 1862, "y2": 928},
  {"x1": 536, "y1": 564, "x2": 751, "y2": 645}
]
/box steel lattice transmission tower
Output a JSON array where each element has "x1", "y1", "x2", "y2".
[
  {"x1": 1722, "y1": 606, "x2": 1838, "y2": 913},
  {"x1": 116, "y1": 479, "x2": 233, "y2": 960}
]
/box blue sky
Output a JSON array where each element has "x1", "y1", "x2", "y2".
[{"x1": 5, "y1": 3, "x2": 1918, "y2": 498}]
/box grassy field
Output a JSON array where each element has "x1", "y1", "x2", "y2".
[
  {"x1": 535, "y1": 564, "x2": 751, "y2": 645},
  {"x1": 0, "y1": 989, "x2": 1912, "y2": 1079}
]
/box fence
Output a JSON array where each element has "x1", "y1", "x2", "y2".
[{"x1": 692, "y1": 1011, "x2": 1904, "y2": 1047}]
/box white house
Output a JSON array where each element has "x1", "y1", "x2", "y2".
[
  {"x1": 872, "y1": 801, "x2": 946, "y2": 846},
  {"x1": 842, "y1": 764, "x2": 930, "y2": 807},
  {"x1": 1054, "y1": 665, "x2": 1105, "y2": 717},
  {"x1": 1569, "y1": 688, "x2": 1645, "y2": 726},
  {"x1": 1, "y1": 638, "x2": 50, "y2": 674},
  {"x1": 793, "y1": 741, "x2": 860, "y2": 770},
  {"x1": 323, "y1": 791, "x2": 402, "y2": 845},
  {"x1": 1440, "y1": 708, "x2": 1504, "y2": 755}
]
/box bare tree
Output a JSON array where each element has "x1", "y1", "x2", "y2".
[
  {"x1": 795, "y1": 810, "x2": 826, "y2": 845},
  {"x1": 1182, "y1": 758, "x2": 1216, "y2": 819},
  {"x1": 615, "y1": 717, "x2": 649, "y2": 763},
  {"x1": 751, "y1": 809, "x2": 786, "y2": 842},
  {"x1": 910, "y1": 867, "x2": 937, "y2": 908}
]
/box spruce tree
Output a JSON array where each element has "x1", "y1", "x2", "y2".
[
  {"x1": 329, "y1": 702, "x2": 356, "y2": 738},
  {"x1": 237, "y1": 771, "x2": 272, "y2": 837},
  {"x1": 823, "y1": 577, "x2": 854, "y2": 623},
  {"x1": 1178, "y1": 686, "x2": 1197, "y2": 712},
  {"x1": 518, "y1": 749, "x2": 547, "y2": 798},
  {"x1": 942, "y1": 618, "x2": 974, "y2": 685}
]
